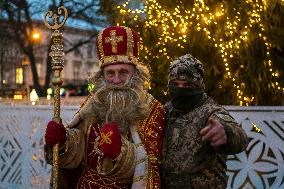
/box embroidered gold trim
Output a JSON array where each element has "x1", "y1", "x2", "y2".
[
  {"x1": 77, "y1": 168, "x2": 129, "y2": 189},
  {"x1": 138, "y1": 98, "x2": 158, "y2": 141},
  {"x1": 94, "y1": 140, "x2": 104, "y2": 157},
  {"x1": 98, "y1": 31, "x2": 104, "y2": 60},
  {"x1": 136, "y1": 97, "x2": 164, "y2": 189},
  {"x1": 123, "y1": 27, "x2": 133, "y2": 56},
  {"x1": 85, "y1": 124, "x2": 92, "y2": 166},
  {"x1": 147, "y1": 157, "x2": 154, "y2": 188},
  {"x1": 99, "y1": 55, "x2": 138, "y2": 67}
]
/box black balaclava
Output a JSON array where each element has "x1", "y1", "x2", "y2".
[{"x1": 168, "y1": 54, "x2": 206, "y2": 110}]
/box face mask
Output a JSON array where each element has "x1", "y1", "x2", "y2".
[{"x1": 168, "y1": 84, "x2": 204, "y2": 110}]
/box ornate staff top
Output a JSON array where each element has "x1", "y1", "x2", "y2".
[
  {"x1": 44, "y1": 6, "x2": 68, "y2": 30},
  {"x1": 44, "y1": 6, "x2": 68, "y2": 69}
]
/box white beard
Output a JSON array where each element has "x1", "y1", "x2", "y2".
[{"x1": 79, "y1": 71, "x2": 149, "y2": 134}]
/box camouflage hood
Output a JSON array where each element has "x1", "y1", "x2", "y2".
[{"x1": 168, "y1": 54, "x2": 205, "y2": 90}]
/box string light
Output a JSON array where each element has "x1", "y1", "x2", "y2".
[{"x1": 117, "y1": 0, "x2": 283, "y2": 105}]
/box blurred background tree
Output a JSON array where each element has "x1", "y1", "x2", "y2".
[{"x1": 99, "y1": 0, "x2": 284, "y2": 105}]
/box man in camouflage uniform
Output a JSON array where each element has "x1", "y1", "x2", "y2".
[{"x1": 161, "y1": 54, "x2": 248, "y2": 189}]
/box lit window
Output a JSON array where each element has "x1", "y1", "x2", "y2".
[{"x1": 16, "y1": 68, "x2": 23, "y2": 84}]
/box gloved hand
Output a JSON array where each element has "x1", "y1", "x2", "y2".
[
  {"x1": 45, "y1": 121, "x2": 66, "y2": 146},
  {"x1": 98, "y1": 122, "x2": 122, "y2": 160}
]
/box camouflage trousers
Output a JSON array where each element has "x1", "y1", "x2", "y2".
[{"x1": 162, "y1": 171, "x2": 226, "y2": 189}]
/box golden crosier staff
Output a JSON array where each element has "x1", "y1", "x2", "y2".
[{"x1": 44, "y1": 6, "x2": 68, "y2": 189}]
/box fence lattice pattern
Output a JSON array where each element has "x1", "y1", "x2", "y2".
[{"x1": 0, "y1": 105, "x2": 283, "y2": 189}]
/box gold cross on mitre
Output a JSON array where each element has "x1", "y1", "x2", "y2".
[{"x1": 105, "y1": 30, "x2": 123, "y2": 53}]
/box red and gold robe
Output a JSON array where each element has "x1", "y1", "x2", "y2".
[{"x1": 48, "y1": 95, "x2": 165, "y2": 189}]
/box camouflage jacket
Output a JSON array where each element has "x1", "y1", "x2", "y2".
[{"x1": 161, "y1": 95, "x2": 248, "y2": 189}]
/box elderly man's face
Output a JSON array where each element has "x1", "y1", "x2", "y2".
[{"x1": 103, "y1": 64, "x2": 135, "y2": 85}]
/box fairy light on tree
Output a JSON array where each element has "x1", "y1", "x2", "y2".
[{"x1": 116, "y1": 0, "x2": 284, "y2": 105}]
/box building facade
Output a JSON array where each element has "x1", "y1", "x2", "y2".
[{"x1": 0, "y1": 21, "x2": 99, "y2": 99}]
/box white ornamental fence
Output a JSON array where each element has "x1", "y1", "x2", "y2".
[{"x1": 0, "y1": 105, "x2": 283, "y2": 189}]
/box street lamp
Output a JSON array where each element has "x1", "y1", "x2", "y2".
[
  {"x1": 31, "y1": 31, "x2": 42, "y2": 42},
  {"x1": 30, "y1": 88, "x2": 39, "y2": 105}
]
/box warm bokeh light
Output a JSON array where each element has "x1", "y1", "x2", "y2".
[
  {"x1": 22, "y1": 58, "x2": 30, "y2": 66},
  {"x1": 31, "y1": 31, "x2": 41, "y2": 41}
]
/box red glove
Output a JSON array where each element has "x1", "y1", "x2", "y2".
[
  {"x1": 98, "y1": 122, "x2": 122, "y2": 160},
  {"x1": 45, "y1": 121, "x2": 66, "y2": 146}
]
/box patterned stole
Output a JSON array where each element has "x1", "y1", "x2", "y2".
[{"x1": 138, "y1": 99, "x2": 164, "y2": 189}]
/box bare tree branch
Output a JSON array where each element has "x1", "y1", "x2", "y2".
[{"x1": 65, "y1": 32, "x2": 97, "y2": 54}]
